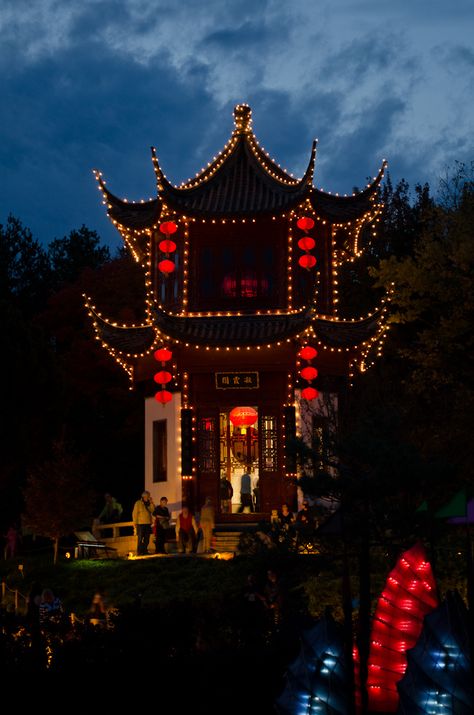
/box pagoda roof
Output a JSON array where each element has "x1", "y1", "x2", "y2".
[
  {"x1": 152, "y1": 105, "x2": 316, "y2": 217},
  {"x1": 95, "y1": 173, "x2": 162, "y2": 230},
  {"x1": 310, "y1": 312, "x2": 383, "y2": 348},
  {"x1": 310, "y1": 161, "x2": 387, "y2": 223},
  {"x1": 150, "y1": 306, "x2": 315, "y2": 346},
  {"x1": 95, "y1": 104, "x2": 386, "y2": 228},
  {"x1": 87, "y1": 304, "x2": 385, "y2": 354}
]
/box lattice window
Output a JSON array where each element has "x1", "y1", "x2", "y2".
[
  {"x1": 261, "y1": 415, "x2": 277, "y2": 471},
  {"x1": 198, "y1": 417, "x2": 217, "y2": 472}
]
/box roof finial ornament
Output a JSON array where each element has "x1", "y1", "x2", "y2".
[{"x1": 234, "y1": 104, "x2": 252, "y2": 134}]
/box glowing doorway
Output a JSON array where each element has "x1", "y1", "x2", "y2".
[{"x1": 219, "y1": 408, "x2": 260, "y2": 514}]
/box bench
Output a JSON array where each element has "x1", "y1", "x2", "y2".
[{"x1": 74, "y1": 531, "x2": 117, "y2": 559}]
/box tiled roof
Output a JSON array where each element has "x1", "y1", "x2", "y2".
[
  {"x1": 95, "y1": 105, "x2": 386, "y2": 226},
  {"x1": 151, "y1": 307, "x2": 314, "y2": 346},
  {"x1": 98, "y1": 176, "x2": 162, "y2": 230},
  {"x1": 310, "y1": 186, "x2": 376, "y2": 222},
  {"x1": 156, "y1": 137, "x2": 314, "y2": 217},
  {"x1": 92, "y1": 314, "x2": 156, "y2": 354},
  {"x1": 313, "y1": 313, "x2": 383, "y2": 347},
  {"x1": 88, "y1": 306, "x2": 384, "y2": 354}
]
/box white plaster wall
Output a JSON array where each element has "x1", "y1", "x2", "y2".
[{"x1": 144, "y1": 393, "x2": 182, "y2": 518}]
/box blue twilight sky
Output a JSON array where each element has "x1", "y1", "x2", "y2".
[{"x1": 1, "y1": 0, "x2": 473, "y2": 249}]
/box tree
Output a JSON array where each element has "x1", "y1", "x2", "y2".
[
  {"x1": 0, "y1": 215, "x2": 51, "y2": 314},
  {"x1": 48, "y1": 225, "x2": 110, "y2": 290},
  {"x1": 373, "y1": 166, "x2": 474, "y2": 483},
  {"x1": 23, "y1": 444, "x2": 96, "y2": 564}
]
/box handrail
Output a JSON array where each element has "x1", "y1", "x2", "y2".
[{"x1": 1, "y1": 580, "x2": 28, "y2": 613}]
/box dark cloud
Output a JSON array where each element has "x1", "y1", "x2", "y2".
[
  {"x1": 315, "y1": 95, "x2": 406, "y2": 193},
  {"x1": 0, "y1": 0, "x2": 473, "y2": 247}
]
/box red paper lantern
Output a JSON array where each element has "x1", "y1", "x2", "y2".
[
  {"x1": 299, "y1": 254, "x2": 317, "y2": 269},
  {"x1": 298, "y1": 236, "x2": 315, "y2": 251},
  {"x1": 301, "y1": 386, "x2": 319, "y2": 400},
  {"x1": 159, "y1": 221, "x2": 177, "y2": 235},
  {"x1": 155, "y1": 390, "x2": 172, "y2": 404},
  {"x1": 297, "y1": 216, "x2": 315, "y2": 231},
  {"x1": 158, "y1": 259, "x2": 175, "y2": 274},
  {"x1": 300, "y1": 366, "x2": 318, "y2": 381},
  {"x1": 299, "y1": 346, "x2": 318, "y2": 361},
  {"x1": 229, "y1": 406, "x2": 258, "y2": 427},
  {"x1": 154, "y1": 348, "x2": 172, "y2": 362},
  {"x1": 154, "y1": 370, "x2": 172, "y2": 385},
  {"x1": 159, "y1": 239, "x2": 177, "y2": 253}
]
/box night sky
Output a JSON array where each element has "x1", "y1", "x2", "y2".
[{"x1": 2, "y1": 0, "x2": 473, "y2": 249}]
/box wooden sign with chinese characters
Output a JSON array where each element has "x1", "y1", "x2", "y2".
[{"x1": 215, "y1": 372, "x2": 259, "y2": 389}]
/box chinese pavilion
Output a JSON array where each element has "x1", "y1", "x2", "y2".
[{"x1": 86, "y1": 104, "x2": 389, "y2": 520}]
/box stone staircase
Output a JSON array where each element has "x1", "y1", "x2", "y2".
[{"x1": 211, "y1": 530, "x2": 241, "y2": 553}]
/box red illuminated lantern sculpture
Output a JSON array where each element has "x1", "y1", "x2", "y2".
[
  {"x1": 158, "y1": 259, "x2": 175, "y2": 274},
  {"x1": 299, "y1": 346, "x2": 318, "y2": 361},
  {"x1": 299, "y1": 254, "x2": 317, "y2": 270},
  {"x1": 154, "y1": 371, "x2": 172, "y2": 385},
  {"x1": 154, "y1": 348, "x2": 172, "y2": 363},
  {"x1": 155, "y1": 390, "x2": 172, "y2": 404},
  {"x1": 159, "y1": 239, "x2": 177, "y2": 253},
  {"x1": 297, "y1": 216, "x2": 315, "y2": 231},
  {"x1": 229, "y1": 406, "x2": 258, "y2": 427},
  {"x1": 300, "y1": 366, "x2": 318, "y2": 382},
  {"x1": 298, "y1": 236, "x2": 315, "y2": 252},
  {"x1": 301, "y1": 386, "x2": 319, "y2": 400},
  {"x1": 159, "y1": 221, "x2": 177, "y2": 235}
]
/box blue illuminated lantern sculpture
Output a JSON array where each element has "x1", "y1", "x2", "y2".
[
  {"x1": 397, "y1": 590, "x2": 473, "y2": 715},
  {"x1": 275, "y1": 613, "x2": 355, "y2": 714}
]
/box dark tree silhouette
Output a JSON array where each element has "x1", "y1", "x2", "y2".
[{"x1": 23, "y1": 444, "x2": 96, "y2": 564}]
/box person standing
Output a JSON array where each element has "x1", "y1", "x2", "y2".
[
  {"x1": 220, "y1": 475, "x2": 234, "y2": 513},
  {"x1": 199, "y1": 497, "x2": 215, "y2": 553},
  {"x1": 98, "y1": 493, "x2": 123, "y2": 524},
  {"x1": 153, "y1": 496, "x2": 171, "y2": 554},
  {"x1": 132, "y1": 491, "x2": 155, "y2": 555},
  {"x1": 4, "y1": 525, "x2": 20, "y2": 558},
  {"x1": 238, "y1": 470, "x2": 254, "y2": 513},
  {"x1": 175, "y1": 505, "x2": 198, "y2": 554}
]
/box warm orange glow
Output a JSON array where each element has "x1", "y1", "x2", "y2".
[{"x1": 229, "y1": 406, "x2": 258, "y2": 427}]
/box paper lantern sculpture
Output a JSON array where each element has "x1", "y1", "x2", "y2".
[
  {"x1": 367, "y1": 542, "x2": 438, "y2": 713},
  {"x1": 398, "y1": 590, "x2": 472, "y2": 715},
  {"x1": 275, "y1": 612, "x2": 357, "y2": 714}
]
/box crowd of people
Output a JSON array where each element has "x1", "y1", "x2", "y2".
[
  {"x1": 97, "y1": 490, "x2": 322, "y2": 556},
  {"x1": 130, "y1": 492, "x2": 216, "y2": 556}
]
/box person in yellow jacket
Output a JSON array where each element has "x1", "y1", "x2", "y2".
[{"x1": 132, "y1": 491, "x2": 155, "y2": 555}]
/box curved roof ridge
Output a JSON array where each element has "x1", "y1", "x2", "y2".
[
  {"x1": 93, "y1": 170, "x2": 157, "y2": 210},
  {"x1": 84, "y1": 297, "x2": 157, "y2": 356},
  {"x1": 313, "y1": 297, "x2": 389, "y2": 327},
  {"x1": 151, "y1": 105, "x2": 314, "y2": 194},
  {"x1": 313, "y1": 159, "x2": 388, "y2": 201},
  {"x1": 93, "y1": 170, "x2": 161, "y2": 234}
]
